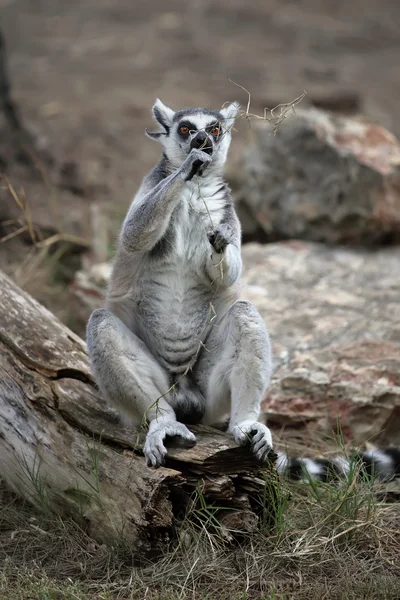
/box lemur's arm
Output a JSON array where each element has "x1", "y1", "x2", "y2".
[
  {"x1": 206, "y1": 204, "x2": 242, "y2": 287},
  {"x1": 121, "y1": 150, "x2": 212, "y2": 252}
]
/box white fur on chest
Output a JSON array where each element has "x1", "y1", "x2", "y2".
[
  {"x1": 184, "y1": 175, "x2": 227, "y2": 215},
  {"x1": 174, "y1": 176, "x2": 227, "y2": 253}
]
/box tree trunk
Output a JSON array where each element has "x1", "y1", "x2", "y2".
[{"x1": 0, "y1": 270, "x2": 277, "y2": 550}]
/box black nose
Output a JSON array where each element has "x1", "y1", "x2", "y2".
[{"x1": 190, "y1": 131, "x2": 213, "y2": 154}]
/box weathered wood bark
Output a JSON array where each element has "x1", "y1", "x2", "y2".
[{"x1": 0, "y1": 270, "x2": 277, "y2": 550}]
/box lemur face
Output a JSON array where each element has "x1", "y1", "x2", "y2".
[{"x1": 146, "y1": 100, "x2": 240, "y2": 171}]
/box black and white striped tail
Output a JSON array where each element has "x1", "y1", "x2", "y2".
[{"x1": 276, "y1": 448, "x2": 400, "y2": 483}]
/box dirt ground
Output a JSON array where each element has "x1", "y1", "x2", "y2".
[{"x1": 1, "y1": 0, "x2": 400, "y2": 322}]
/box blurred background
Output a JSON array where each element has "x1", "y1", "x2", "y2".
[{"x1": 1, "y1": 0, "x2": 400, "y2": 448}]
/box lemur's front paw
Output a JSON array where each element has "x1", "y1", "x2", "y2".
[
  {"x1": 144, "y1": 421, "x2": 197, "y2": 468},
  {"x1": 208, "y1": 223, "x2": 235, "y2": 253},
  {"x1": 230, "y1": 422, "x2": 273, "y2": 463},
  {"x1": 182, "y1": 149, "x2": 212, "y2": 181}
]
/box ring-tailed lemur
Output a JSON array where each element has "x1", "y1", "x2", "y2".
[
  {"x1": 87, "y1": 99, "x2": 273, "y2": 468},
  {"x1": 86, "y1": 99, "x2": 400, "y2": 483}
]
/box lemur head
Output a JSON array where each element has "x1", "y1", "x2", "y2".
[{"x1": 146, "y1": 99, "x2": 240, "y2": 172}]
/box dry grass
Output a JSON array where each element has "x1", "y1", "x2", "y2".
[
  {"x1": 1, "y1": 458, "x2": 399, "y2": 600},
  {"x1": 0, "y1": 173, "x2": 91, "y2": 333},
  {"x1": 227, "y1": 79, "x2": 306, "y2": 135}
]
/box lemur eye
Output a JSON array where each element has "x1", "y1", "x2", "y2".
[
  {"x1": 179, "y1": 125, "x2": 189, "y2": 135},
  {"x1": 211, "y1": 125, "x2": 221, "y2": 137}
]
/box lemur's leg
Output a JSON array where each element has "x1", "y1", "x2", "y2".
[
  {"x1": 195, "y1": 300, "x2": 273, "y2": 462},
  {"x1": 87, "y1": 308, "x2": 196, "y2": 467}
]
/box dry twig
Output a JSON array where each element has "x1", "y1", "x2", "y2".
[{"x1": 228, "y1": 78, "x2": 306, "y2": 134}]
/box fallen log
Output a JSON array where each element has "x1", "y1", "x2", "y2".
[{"x1": 0, "y1": 270, "x2": 277, "y2": 550}]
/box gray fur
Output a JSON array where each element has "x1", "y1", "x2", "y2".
[
  {"x1": 87, "y1": 99, "x2": 273, "y2": 468},
  {"x1": 172, "y1": 107, "x2": 223, "y2": 122}
]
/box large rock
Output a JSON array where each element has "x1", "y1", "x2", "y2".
[
  {"x1": 241, "y1": 242, "x2": 400, "y2": 445},
  {"x1": 71, "y1": 242, "x2": 400, "y2": 446},
  {"x1": 232, "y1": 109, "x2": 400, "y2": 245}
]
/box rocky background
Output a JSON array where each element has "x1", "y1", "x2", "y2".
[{"x1": 1, "y1": 0, "x2": 400, "y2": 454}]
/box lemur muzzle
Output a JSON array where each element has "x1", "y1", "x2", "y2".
[{"x1": 190, "y1": 131, "x2": 213, "y2": 155}]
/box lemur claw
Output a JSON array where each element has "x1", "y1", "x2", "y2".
[
  {"x1": 230, "y1": 422, "x2": 273, "y2": 463},
  {"x1": 209, "y1": 222, "x2": 235, "y2": 252},
  {"x1": 182, "y1": 149, "x2": 212, "y2": 181},
  {"x1": 144, "y1": 421, "x2": 197, "y2": 468}
]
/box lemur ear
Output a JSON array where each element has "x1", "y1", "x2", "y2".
[
  {"x1": 152, "y1": 98, "x2": 175, "y2": 132},
  {"x1": 220, "y1": 101, "x2": 240, "y2": 127},
  {"x1": 145, "y1": 99, "x2": 175, "y2": 141}
]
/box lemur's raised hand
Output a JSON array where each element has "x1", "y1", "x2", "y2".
[{"x1": 87, "y1": 99, "x2": 273, "y2": 467}]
